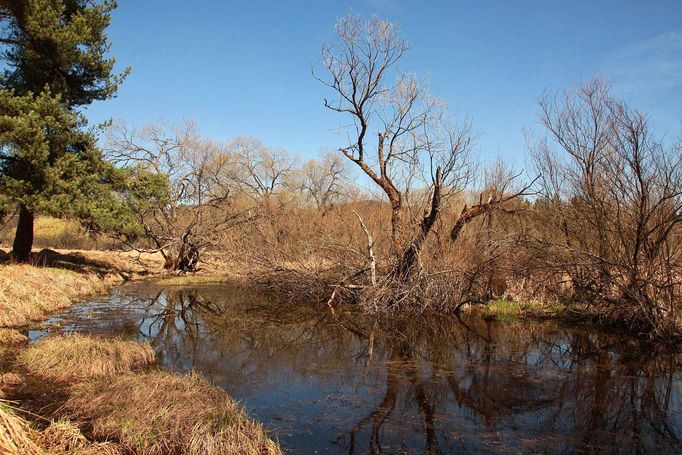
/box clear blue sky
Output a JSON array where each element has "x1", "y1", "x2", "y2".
[{"x1": 85, "y1": 0, "x2": 682, "y2": 166}]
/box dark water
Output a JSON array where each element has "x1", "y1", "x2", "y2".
[{"x1": 33, "y1": 283, "x2": 682, "y2": 454}]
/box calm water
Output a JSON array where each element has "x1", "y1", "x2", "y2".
[{"x1": 33, "y1": 283, "x2": 682, "y2": 454}]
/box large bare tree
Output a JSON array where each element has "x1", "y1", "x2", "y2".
[{"x1": 317, "y1": 14, "x2": 529, "y2": 284}]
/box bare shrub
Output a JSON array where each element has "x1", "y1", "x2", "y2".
[
  {"x1": 108, "y1": 120, "x2": 253, "y2": 272},
  {"x1": 529, "y1": 77, "x2": 682, "y2": 336}
]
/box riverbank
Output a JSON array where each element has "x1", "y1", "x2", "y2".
[
  {"x1": 0, "y1": 248, "x2": 164, "y2": 328},
  {"x1": 0, "y1": 254, "x2": 282, "y2": 454}
]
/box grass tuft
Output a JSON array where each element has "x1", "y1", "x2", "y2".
[
  {"x1": 38, "y1": 419, "x2": 123, "y2": 455},
  {"x1": 0, "y1": 401, "x2": 44, "y2": 455},
  {"x1": 485, "y1": 299, "x2": 565, "y2": 321},
  {"x1": 63, "y1": 371, "x2": 282, "y2": 455},
  {"x1": 0, "y1": 329, "x2": 27, "y2": 345},
  {"x1": 16, "y1": 334, "x2": 156, "y2": 382},
  {"x1": 155, "y1": 274, "x2": 231, "y2": 286}
]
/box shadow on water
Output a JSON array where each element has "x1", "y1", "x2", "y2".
[{"x1": 36, "y1": 282, "x2": 682, "y2": 454}]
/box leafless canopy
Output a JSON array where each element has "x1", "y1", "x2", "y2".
[
  {"x1": 531, "y1": 77, "x2": 682, "y2": 335},
  {"x1": 107, "y1": 120, "x2": 251, "y2": 271},
  {"x1": 316, "y1": 13, "x2": 531, "y2": 285}
]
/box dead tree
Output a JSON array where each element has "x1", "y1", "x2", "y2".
[{"x1": 317, "y1": 14, "x2": 530, "y2": 287}]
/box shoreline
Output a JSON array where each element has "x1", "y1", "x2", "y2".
[{"x1": 0, "y1": 251, "x2": 282, "y2": 454}]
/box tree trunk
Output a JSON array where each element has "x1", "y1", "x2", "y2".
[
  {"x1": 394, "y1": 243, "x2": 421, "y2": 283},
  {"x1": 393, "y1": 171, "x2": 443, "y2": 284},
  {"x1": 12, "y1": 204, "x2": 34, "y2": 263},
  {"x1": 174, "y1": 232, "x2": 200, "y2": 272}
]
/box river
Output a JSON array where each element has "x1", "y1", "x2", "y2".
[{"x1": 30, "y1": 282, "x2": 682, "y2": 454}]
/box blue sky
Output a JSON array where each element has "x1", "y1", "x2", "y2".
[{"x1": 85, "y1": 0, "x2": 682, "y2": 166}]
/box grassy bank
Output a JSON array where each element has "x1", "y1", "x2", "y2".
[
  {"x1": 2, "y1": 334, "x2": 282, "y2": 454},
  {"x1": 0, "y1": 257, "x2": 282, "y2": 454},
  {"x1": 155, "y1": 274, "x2": 233, "y2": 286},
  {"x1": 66, "y1": 371, "x2": 281, "y2": 454},
  {"x1": 482, "y1": 299, "x2": 566, "y2": 321},
  {"x1": 0, "y1": 247, "x2": 164, "y2": 328},
  {"x1": 0, "y1": 265, "x2": 112, "y2": 328},
  {"x1": 17, "y1": 335, "x2": 156, "y2": 382},
  {"x1": 480, "y1": 298, "x2": 604, "y2": 327}
]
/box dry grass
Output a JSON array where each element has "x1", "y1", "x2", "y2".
[
  {"x1": 63, "y1": 371, "x2": 282, "y2": 455},
  {"x1": 0, "y1": 403, "x2": 123, "y2": 455},
  {"x1": 16, "y1": 334, "x2": 156, "y2": 382},
  {"x1": 51, "y1": 248, "x2": 165, "y2": 276},
  {"x1": 0, "y1": 329, "x2": 27, "y2": 345},
  {"x1": 0, "y1": 246, "x2": 165, "y2": 329},
  {"x1": 0, "y1": 373, "x2": 23, "y2": 388},
  {"x1": 38, "y1": 420, "x2": 123, "y2": 455},
  {"x1": 0, "y1": 401, "x2": 44, "y2": 455},
  {"x1": 0, "y1": 265, "x2": 112, "y2": 328}
]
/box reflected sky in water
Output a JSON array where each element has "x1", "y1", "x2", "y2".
[{"x1": 36, "y1": 283, "x2": 682, "y2": 454}]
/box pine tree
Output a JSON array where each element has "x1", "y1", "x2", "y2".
[{"x1": 0, "y1": 0, "x2": 129, "y2": 261}]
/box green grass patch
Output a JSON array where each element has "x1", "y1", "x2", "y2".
[{"x1": 484, "y1": 299, "x2": 566, "y2": 321}]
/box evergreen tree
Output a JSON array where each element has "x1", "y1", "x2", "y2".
[
  {"x1": 0, "y1": 89, "x2": 139, "y2": 253},
  {"x1": 0, "y1": 0, "x2": 129, "y2": 261}
]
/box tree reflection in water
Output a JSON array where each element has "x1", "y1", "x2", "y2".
[{"x1": 46, "y1": 283, "x2": 682, "y2": 454}]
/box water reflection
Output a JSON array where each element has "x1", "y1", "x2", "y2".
[{"x1": 41, "y1": 283, "x2": 682, "y2": 454}]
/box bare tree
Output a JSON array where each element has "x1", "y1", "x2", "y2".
[
  {"x1": 228, "y1": 136, "x2": 298, "y2": 202},
  {"x1": 107, "y1": 120, "x2": 251, "y2": 272},
  {"x1": 300, "y1": 152, "x2": 350, "y2": 214},
  {"x1": 531, "y1": 77, "x2": 682, "y2": 335},
  {"x1": 316, "y1": 14, "x2": 530, "y2": 285}
]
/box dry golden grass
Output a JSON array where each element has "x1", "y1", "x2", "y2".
[
  {"x1": 38, "y1": 420, "x2": 123, "y2": 455},
  {"x1": 53, "y1": 248, "x2": 165, "y2": 276},
  {"x1": 0, "y1": 403, "x2": 122, "y2": 455},
  {"x1": 0, "y1": 329, "x2": 27, "y2": 345},
  {"x1": 64, "y1": 371, "x2": 282, "y2": 455},
  {"x1": 0, "y1": 265, "x2": 111, "y2": 328},
  {"x1": 16, "y1": 334, "x2": 156, "y2": 382},
  {"x1": 0, "y1": 401, "x2": 44, "y2": 455}
]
